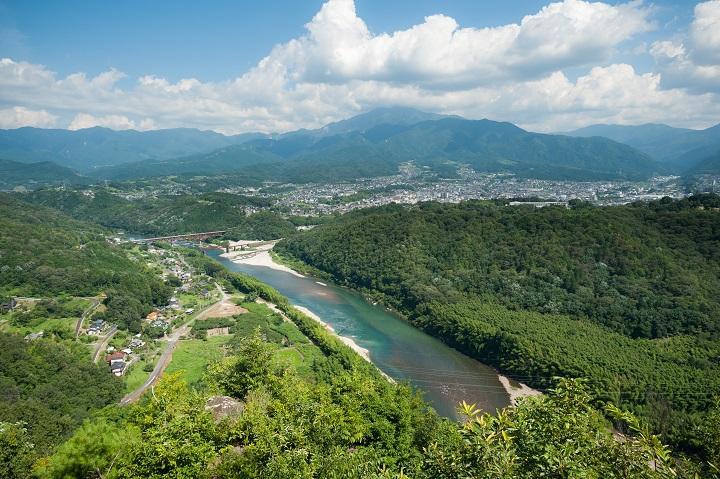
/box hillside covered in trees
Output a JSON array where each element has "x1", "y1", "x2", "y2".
[
  {"x1": 277, "y1": 195, "x2": 720, "y2": 452},
  {"x1": 0, "y1": 194, "x2": 171, "y2": 331},
  {"x1": 90, "y1": 114, "x2": 661, "y2": 183},
  {"x1": 5, "y1": 254, "x2": 711, "y2": 478},
  {"x1": 18, "y1": 188, "x2": 290, "y2": 238},
  {"x1": 0, "y1": 334, "x2": 123, "y2": 462}
]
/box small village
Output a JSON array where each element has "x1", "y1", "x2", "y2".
[
  {"x1": 0, "y1": 242, "x2": 219, "y2": 380},
  {"x1": 97, "y1": 243, "x2": 218, "y2": 378}
]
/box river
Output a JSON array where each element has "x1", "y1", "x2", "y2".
[{"x1": 208, "y1": 250, "x2": 511, "y2": 419}]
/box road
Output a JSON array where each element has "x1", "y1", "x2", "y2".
[
  {"x1": 119, "y1": 321, "x2": 192, "y2": 405},
  {"x1": 120, "y1": 284, "x2": 225, "y2": 405},
  {"x1": 75, "y1": 297, "x2": 101, "y2": 339},
  {"x1": 92, "y1": 325, "x2": 118, "y2": 363}
]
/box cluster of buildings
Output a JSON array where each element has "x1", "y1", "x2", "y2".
[
  {"x1": 104, "y1": 336, "x2": 146, "y2": 376},
  {"x1": 86, "y1": 319, "x2": 107, "y2": 336},
  {"x1": 1, "y1": 297, "x2": 17, "y2": 313},
  {"x1": 262, "y1": 172, "x2": 687, "y2": 216},
  {"x1": 106, "y1": 351, "x2": 127, "y2": 376}
]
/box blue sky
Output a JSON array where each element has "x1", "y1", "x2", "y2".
[
  {"x1": 0, "y1": 0, "x2": 698, "y2": 81},
  {"x1": 0, "y1": 0, "x2": 718, "y2": 133}
]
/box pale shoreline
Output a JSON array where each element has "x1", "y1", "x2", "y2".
[
  {"x1": 221, "y1": 243, "x2": 371, "y2": 362},
  {"x1": 221, "y1": 248, "x2": 305, "y2": 278},
  {"x1": 293, "y1": 305, "x2": 371, "y2": 361},
  {"x1": 497, "y1": 374, "x2": 542, "y2": 405}
]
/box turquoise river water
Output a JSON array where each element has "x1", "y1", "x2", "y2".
[{"x1": 208, "y1": 250, "x2": 510, "y2": 419}]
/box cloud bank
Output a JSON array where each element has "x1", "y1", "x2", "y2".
[{"x1": 0, "y1": 0, "x2": 718, "y2": 133}]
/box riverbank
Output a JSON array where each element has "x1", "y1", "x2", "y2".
[
  {"x1": 221, "y1": 243, "x2": 304, "y2": 278},
  {"x1": 209, "y1": 248, "x2": 512, "y2": 416},
  {"x1": 269, "y1": 247, "x2": 542, "y2": 406},
  {"x1": 294, "y1": 305, "x2": 371, "y2": 362},
  {"x1": 498, "y1": 375, "x2": 542, "y2": 405}
]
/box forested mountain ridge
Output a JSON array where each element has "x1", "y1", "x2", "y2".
[
  {"x1": 0, "y1": 158, "x2": 86, "y2": 189},
  {"x1": 688, "y1": 149, "x2": 720, "y2": 176},
  {"x1": 277, "y1": 195, "x2": 720, "y2": 451},
  {"x1": 280, "y1": 196, "x2": 720, "y2": 339},
  {"x1": 17, "y1": 187, "x2": 300, "y2": 240},
  {"x1": 91, "y1": 115, "x2": 660, "y2": 183}
]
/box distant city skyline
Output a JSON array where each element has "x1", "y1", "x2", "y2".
[{"x1": 0, "y1": 0, "x2": 718, "y2": 133}]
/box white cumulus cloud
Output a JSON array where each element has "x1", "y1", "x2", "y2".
[
  {"x1": 0, "y1": 1, "x2": 717, "y2": 133},
  {"x1": 264, "y1": 0, "x2": 652, "y2": 88},
  {"x1": 68, "y1": 113, "x2": 154, "y2": 131},
  {"x1": 0, "y1": 106, "x2": 57, "y2": 128},
  {"x1": 690, "y1": 0, "x2": 720, "y2": 65},
  {"x1": 650, "y1": 0, "x2": 720, "y2": 93}
]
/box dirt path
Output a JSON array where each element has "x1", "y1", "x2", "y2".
[{"x1": 196, "y1": 283, "x2": 246, "y2": 319}]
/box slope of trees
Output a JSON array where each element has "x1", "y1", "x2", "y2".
[
  {"x1": 20, "y1": 188, "x2": 275, "y2": 236},
  {"x1": 33, "y1": 345, "x2": 712, "y2": 478},
  {"x1": 4, "y1": 246, "x2": 715, "y2": 478},
  {"x1": 279, "y1": 196, "x2": 720, "y2": 338},
  {"x1": 277, "y1": 195, "x2": 720, "y2": 451},
  {"x1": 0, "y1": 333, "x2": 124, "y2": 466},
  {"x1": 0, "y1": 194, "x2": 171, "y2": 331}
]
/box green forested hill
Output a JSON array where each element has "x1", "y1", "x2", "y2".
[
  {"x1": 18, "y1": 188, "x2": 292, "y2": 238},
  {"x1": 688, "y1": 149, "x2": 720, "y2": 176},
  {"x1": 564, "y1": 123, "x2": 720, "y2": 169},
  {"x1": 22, "y1": 253, "x2": 709, "y2": 478},
  {"x1": 0, "y1": 193, "x2": 170, "y2": 330},
  {"x1": 0, "y1": 159, "x2": 86, "y2": 189},
  {"x1": 0, "y1": 333, "x2": 123, "y2": 456},
  {"x1": 277, "y1": 195, "x2": 720, "y2": 450},
  {"x1": 280, "y1": 196, "x2": 720, "y2": 338},
  {"x1": 0, "y1": 126, "x2": 264, "y2": 171}
]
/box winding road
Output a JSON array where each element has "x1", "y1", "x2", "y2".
[
  {"x1": 75, "y1": 297, "x2": 102, "y2": 339},
  {"x1": 120, "y1": 283, "x2": 229, "y2": 405},
  {"x1": 119, "y1": 321, "x2": 192, "y2": 405},
  {"x1": 92, "y1": 325, "x2": 118, "y2": 363}
]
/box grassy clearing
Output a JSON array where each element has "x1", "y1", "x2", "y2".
[
  {"x1": 124, "y1": 358, "x2": 152, "y2": 393},
  {"x1": 167, "y1": 300, "x2": 329, "y2": 385},
  {"x1": 272, "y1": 343, "x2": 326, "y2": 379},
  {"x1": 233, "y1": 301, "x2": 325, "y2": 379},
  {"x1": 0, "y1": 296, "x2": 91, "y2": 339},
  {"x1": 165, "y1": 335, "x2": 232, "y2": 385}
]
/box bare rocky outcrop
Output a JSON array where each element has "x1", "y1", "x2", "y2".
[{"x1": 204, "y1": 395, "x2": 245, "y2": 421}]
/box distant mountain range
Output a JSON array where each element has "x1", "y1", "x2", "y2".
[
  {"x1": 562, "y1": 123, "x2": 720, "y2": 173},
  {"x1": 689, "y1": 149, "x2": 720, "y2": 176},
  {"x1": 2, "y1": 108, "x2": 719, "y2": 185},
  {"x1": 0, "y1": 127, "x2": 266, "y2": 171},
  {"x1": 87, "y1": 109, "x2": 662, "y2": 183}
]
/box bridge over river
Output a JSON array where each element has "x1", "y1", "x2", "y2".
[{"x1": 131, "y1": 231, "x2": 226, "y2": 243}]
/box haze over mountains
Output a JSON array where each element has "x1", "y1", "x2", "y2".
[
  {"x1": 1, "y1": 107, "x2": 718, "y2": 187},
  {"x1": 0, "y1": 127, "x2": 266, "y2": 171},
  {"x1": 564, "y1": 123, "x2": 720, "y2": 174}
]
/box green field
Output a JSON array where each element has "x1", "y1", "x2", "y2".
[
  {"x1": 165, "y1": 335, "x2": 233, "y2": 385},
  {"x1": 170, "y1": 301, "x2": 327, "y2": 385},
  {"x1": 0, "y1": 296, "x2": 91, "y2": 340},
  {"x1": 272, "y1": 343, "x2": 326, "y2": 378},
  {"x1": 124, "y1": 358, "x2": 152, "y2": 393}
]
